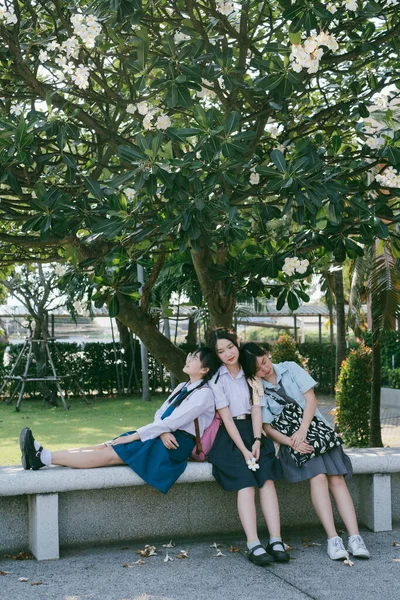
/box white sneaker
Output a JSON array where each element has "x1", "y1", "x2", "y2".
[
  {"x1": 348, "y1": 535, "x2": 370, "y2": 559},
  {"x1": 327, "y1": 536, "x2": 349, "y2": 560}
]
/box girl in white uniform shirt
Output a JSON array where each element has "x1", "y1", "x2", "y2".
[
  {"x1": 19, "y1": 348, "x2": 220, "y2": 494},
  {"x1": 207, "y1": 328, "x2": 289, "y2": 567}
]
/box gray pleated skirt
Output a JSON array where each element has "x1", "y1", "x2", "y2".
[{"x1": 278, "y1": 444, "x2": 353, "y2": 483}]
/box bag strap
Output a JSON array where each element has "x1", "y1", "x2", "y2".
[{"x1": 193, "y1": 418, "x2": 203, "y2": 455}]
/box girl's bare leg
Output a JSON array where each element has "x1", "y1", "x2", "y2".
[
  {"x1": 259, "y1": 480, "x2": 281, "y2": 538},
  {"x1": 51, "y1": 446, "x2": 125, "y2": 468},
  {"x1": 310, "y1": 473, "x2": 337, "y2": 539},
  {"x1": 328, "y1": 475, "x2": 359, "y2": 536},
  {"x1": 237, "y1": 486, "x2": 258, "y2": 542}
]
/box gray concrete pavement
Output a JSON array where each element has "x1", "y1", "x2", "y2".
[
  {"x1": 1, "y1": 527, "x2": 399, "y2": 600},
  {"x1": 317, "y1": 395, "x2": 400, "y2": 447}
]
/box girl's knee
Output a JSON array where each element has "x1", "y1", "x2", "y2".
[
  {"x1": 310, "y1": 473, "x2": 328, "y2": 485},
  {"x1": 328, "y1": 475, "x2": 346, "y2": 489}
]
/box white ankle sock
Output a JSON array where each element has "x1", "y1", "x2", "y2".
[
  {"x1": 269, "y1": 536, "x2": 284, "y2": 551},
  {"x1": 247, "y1": 539, "x2": 266, "y2": 556},
  {"x1": 33, "y1": 440, "x2": 51, "y2": 466}
]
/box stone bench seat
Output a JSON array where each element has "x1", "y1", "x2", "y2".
[{"x1": 1, "y1": 448, "x2": 399, "y2": 560}]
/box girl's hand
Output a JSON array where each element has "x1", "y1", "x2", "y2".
[
  {"x1": 160, "y1": 432, "x2": 179, "y2": 450},
  {"x1": 252, "y1": 440, "x2": 261, "y2": 461},
  {"x1": 290, "y1": 439, "x2": 313, "y2": 454},
  {"x1": 111, "y1": 433, "x2": 137, "y2": 446},
  {"x1": 290, "y1": 427, "x2": 309, "y2": 449},
  {"x1": 242, "y1": 450, "x2": 254, "y2": 465}
]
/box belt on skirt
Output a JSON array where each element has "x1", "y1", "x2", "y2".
[{"x1": 232, "y1": 414, "x2": 251, "y2": 421}]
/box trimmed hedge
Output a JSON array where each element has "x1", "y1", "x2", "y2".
[
  {"x1": 335, "y1": 343, "x2": 372, "y2": 447},
  {"x1": 299, "y1": 342, "x2": 336, "y2": 394},
  {"x1": 1, "y1": 341, "x2": 170, "y2": 398}
]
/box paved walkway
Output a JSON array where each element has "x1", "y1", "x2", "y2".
[
  {"x1": 317, "y1": 395, "x2": 400, "y2": 447},
  {"x1": 1, "y1": 528, "x2": 399, "y2": 600}
]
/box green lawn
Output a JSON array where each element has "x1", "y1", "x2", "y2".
[{"x1": 0, "y1": 394, "x2": 166, "y2": 466}]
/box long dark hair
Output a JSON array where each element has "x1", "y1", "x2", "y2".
[
  {"x1": 207, "y1": 327, "x2": 239, "y2": 356},
  {"x1": 168, "y1": 347, "x2": 220, "y2": 406},
  {"x1": 239, "y1": 342, "x2": 269, "y2": 380}
]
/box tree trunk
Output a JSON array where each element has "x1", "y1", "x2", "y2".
[
  {"x1": 185, "y1": 314, "x2": 198, "y2": 347},
  {"x1": 334, "y1": 268, "x2": 346, "y2": 384},
  {"x1": 369, "y1": 287, "x2": 384, "y2": 446},
  {"x1": 190, "y1": 243, "x2": 235, "y2": 330},
  {"x1": 116, "y1": 293, "x2": 186, "y2": 380}
]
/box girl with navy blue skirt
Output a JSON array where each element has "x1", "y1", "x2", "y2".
[
  {"x1": 19, "y1": 348, "x2": 220, "y2": 494},
  {"x1": 207, "y1": 328, "x2": 289, "y2": 567},
  {"x1": 239, "y1": 342, "x2": 370, "y2": 561}
]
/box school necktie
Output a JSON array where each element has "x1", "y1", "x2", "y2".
[{"x1": 160, "y1": 385, "x2": 188, "y2": 420}]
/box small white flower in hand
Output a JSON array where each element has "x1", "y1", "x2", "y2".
[{"x1": 247, "y1": 457, "x2": 259, "y2": 471}]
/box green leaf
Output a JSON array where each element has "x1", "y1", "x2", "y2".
[
  {"x1": 276, "y1": 289, "x2": 287, "y2": 311},
  {"x1": 287, "y1": 290, "x2": 299, "y2": 311},
  {"x1": 225, "y1": 112, "x2": 241, "y2": 135},
  {"x1": 108, "y1": 294, "x2": 120, "y2": 318},
  {"x1": 331, "y1": 135, "x2": 342, "y2": 153},
  {"x1": 137, "y1": 39, "x2": 148, "y2": 69},
  {"x1": 83, "y1": 176, "x2": 103, "y2": 199},
  {"x1": 270, "y1": 149, "x2": 286, "y2": 173},
  {"x1": 118, "y1": 145, "x2": 146, "y2": 162}
]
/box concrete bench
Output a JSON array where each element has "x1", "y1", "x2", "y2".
[{"x1": 1, "y1": 448, "x2": 399, "y2": 560}]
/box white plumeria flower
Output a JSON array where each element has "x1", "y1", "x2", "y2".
[
  {"x1": 164, "y1": 552, "x2": 173, "y2": 562},
  {"x1": 162, "y1": 540, "x2": 175, "y2": 548},
  {"x1": 216, "y1": 1, "x2": 235, "y2": 16},
  {"x1": 137, "y1": 101, "x2": 150, "y2": 115},
  {"x1": 47, "y1": 40, "x2": 60, "y2": 51},
  {"x1": 156, "y1": 114, "x2": 172, "y2": 130},
  {"x1": 125, "y1": 188, "x2": 136, "y2": 201},
  {"x1": 39, "y1": 49, "x2": 49, "y2": 62},
  {"x1": 247, "y1": 457, "x2": 259, "y2": 471},
  {"x1": 326, "y1": 2, "x2": 338, "y2": 12},
  {"x1": 142, "y1": 113, "x2": 154, "y2": 130},
  {"x1": 10, "y1": 104, "x2": 23, "y2": 116},
  {"x1": 214, "y1": 550, "x2": 226, "y2": 557},
  {"x1": 210, "y1": 542, "x2": 222, "y2": 549},
  {"x1": 174, "y1": 31, "x2": 190, "y2": 44},
  {"x1": 297, "y1": 259, "x2": 309, "y2": 274},
  {"x1": 64, "y1": 62, "x2": 75, "y2": 76},
  {"x1": 344, "y1": 0, "x2": 357, "y2": 10},
  {"x1": 386, "y1": 0, "x2": 398, "y2": 4},
  {"x1": 365, "y1": 136, "x2": 385, "y2": 150},
  {"x1": 266, "y1": 124, "x2": 282, "y2": 138},
  {"x1": 1, "y1": 8, "x2": 17, "y2": 25},
  {"x1": 55, "y1": 55, "x2": 68, "y2": 68},
  {"x1": 126, "y1": 104, "x2": 137, "y2": 114},
  {"x1": 375, "y1": 166, "x2": 400, "y2": 188},
  {"x1": 249, "y1": 172, "x2": 260, "y2": 185}
]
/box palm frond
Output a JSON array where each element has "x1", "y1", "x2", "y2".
[{"x1": 369, "y1": 246, "x2": 400, "y2": 343}]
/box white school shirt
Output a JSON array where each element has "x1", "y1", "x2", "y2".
[
  {"x1": 261, "y1": 361, "x2": 329, "y2": 426},
  {"x1": 210, "y1": 365, "x2": 266, "y2": 417},
  {"x1": 137, "y1": 380, "x2": 215, "y2": 442}
]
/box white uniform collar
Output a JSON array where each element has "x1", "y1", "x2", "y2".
[{"x1": 219, "y1": 364, "x2": 245, "y2": 379}]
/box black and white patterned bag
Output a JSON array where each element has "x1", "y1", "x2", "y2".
[{"x1": 269, "y1": 390, "x2": 343, "y2": 468}]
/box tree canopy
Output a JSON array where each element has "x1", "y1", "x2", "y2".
[{"x1": 1, "y1": 0, "x2": 400, "y2": 374}]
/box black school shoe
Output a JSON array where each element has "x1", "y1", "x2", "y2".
[
  {"x1": 267, "y1": 541, "x2": 290, "y2": 563},
  {"x1": 20, "y1": 427, "x2": 45, "y2": 470},
  {"x1": 248, "y1": 545, "x2": 274, "y2": 567}
]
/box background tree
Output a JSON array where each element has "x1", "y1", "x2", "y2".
[{"x1": 0, "y1": 0, "x2": 400, "y2": 377}]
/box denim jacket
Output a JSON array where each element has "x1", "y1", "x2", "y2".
[{"x1": 261, "y1": 361, "x2": 329, "y2": 426}]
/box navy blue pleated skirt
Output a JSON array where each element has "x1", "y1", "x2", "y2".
[
  {"x1": 208, "y1": 419, "x2": 283, "y2": 491},
  {"x1": 111, "y1": 430, "x2": 195, "y2": 494}
]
